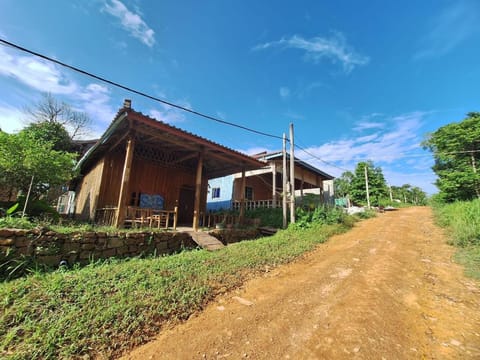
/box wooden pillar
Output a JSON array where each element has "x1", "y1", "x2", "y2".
[
  {"x1": 193, "y1": 150, "x2": 204, "y2": 231},
  {"x1": 300, "y1": 168, "x2": 305, "y2": 203},
  {"x1": 271, "y1": 162, "x2": 277, "y2": 208},
  {"x1": 239, "y1": 167, "x2": 246, "y2": 224},
  {"x1": 115, "y1": 136, "x2": 135, "y2": 227}
]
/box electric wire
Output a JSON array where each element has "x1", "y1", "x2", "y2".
[
  {"x1": 2, "y1": 38, "x2": 478, "y2": 170},
  {"x1": 0, "y1": 38, "x2": 284, "y2": 140}
]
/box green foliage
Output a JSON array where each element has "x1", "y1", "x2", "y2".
[
  {"x1": 390, "y1": 184, "x2": 427, "y2": 205},
  {"x1": 6, "y1": 203, "x2": 19, "y2": 216},
  {"x1": 334, "y1": 171, "x2": 354, "y2": 198},
  {"x1": 0, "y1": 222, "x2": 353, "y2": 359},
  {"x1": 0, "y1": 125, "x2": 77, "y2": 203},
  {"x1": 433, "y1": 199, "x2": 480, "y2": 280},
  {"x1": 0, "y1": 216, "x2": 35, "y2": 230},
  {"x1": 294, "y1": 206, "x2": 347, "y2": 229},
  {"x1": 350, "y1": 161, "x2": 388, "y2": 206},
  {"x1": 423, "y1": 112, "x2": 480, "y2": 202},
  {"x1": 245, "y1": 207, "x2": 283, "y2": 228},
  {"x1": 23, "y1": 121, "x2": 72, "y2": 152},
  {"x1": 454, "y1": 247, "x2": 480, "y2": 280},
  {"x1": 433, "y1": 199, "x2": 480, "y2": 247}
]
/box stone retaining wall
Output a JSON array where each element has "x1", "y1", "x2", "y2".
[
  {"x1": 0, "y1": 228, "x2": 196, "y2": 267},
  {"x1": 209, "y1": 228, "x2": 262, "y2": 245}
]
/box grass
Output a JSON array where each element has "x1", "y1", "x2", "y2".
[
  {"x1": 432, "y1": 199, "x2": 480, "y2": 280},
  {"x1": 454, "y1": 247, "x2": 480, "y2": 280},
  {"x1": 0, "y1": 214, "x2": 370, "y2": 359}
]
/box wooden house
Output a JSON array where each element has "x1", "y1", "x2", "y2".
[
  {"x1": 73, "y1": 100, "x2": 264, "y2": 230},
  {"x1": 207, "y1": 151, "x2": 334, "y2": 211}
]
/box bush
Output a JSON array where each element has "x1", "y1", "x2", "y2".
[
  {"x1": 294, "y1": 205, "x2": 348, "y2": 229},
  {"x1": 245, "y1": 208, "x2": 284, "y2": 228}
]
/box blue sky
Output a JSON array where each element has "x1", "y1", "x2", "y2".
[{"x1": 1, "y1": 0, "x2": 479, "y2": 194}]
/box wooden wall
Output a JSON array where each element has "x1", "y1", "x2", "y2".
[
  {"x1": 128, "y1": 157, "x2": 196, "y2": 210},
  {"x1": 97, "y1": 151, "x2": 125, "y2": 208},
  {"x1": 74, "y1": 159, "x2": 105, "y2": 221},
  {"x1": 232, "y1": 175, "x2": 272, "y2": 201}
]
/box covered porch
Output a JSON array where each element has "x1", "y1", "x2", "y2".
[{"x1": 74, "y1": 101, "x2": 264, "y2": 231}]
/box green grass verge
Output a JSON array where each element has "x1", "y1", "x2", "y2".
[
  {"x1": 1, "y1": 220, "x2": 355, "y2": 359},
  {"x1": 432, "y1": 199, "x2": 480, "y2": 280},
  {"x1": 454, "y1": 247, "x2": 480, "y2": 280}
]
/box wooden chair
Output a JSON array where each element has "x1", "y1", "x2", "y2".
[
  {"x1": 125, "y1": 206, "x2": 152, "y2": 228},
  {"x1": 150, "y1": 211, "x2": 170, "y2": 229}
]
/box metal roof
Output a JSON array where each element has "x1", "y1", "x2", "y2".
[
  {"x1": 257, "y1": 151, "x2": 334, "y2": 180},
  {"x1": 76, "y1": 105, "x2": 264, "y2": 179}
]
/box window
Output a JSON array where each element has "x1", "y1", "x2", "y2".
[
  {"x1": 212, "y1": 187, "x2": 221, "y2": 199},
  {"x1": 245, "y1": 186, "x2": 253, "y2": 200}
]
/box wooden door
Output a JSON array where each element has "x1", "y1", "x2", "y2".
[{"x1": 178, "y1": 186, "x2": 195, "y2": 225}]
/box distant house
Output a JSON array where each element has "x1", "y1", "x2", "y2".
[
  {"x1": 207, "y1": 151, "x2": 334, "y2": 212},
  {"x1": 73, "y1": 100, "x2": 264, "y2": 229}
]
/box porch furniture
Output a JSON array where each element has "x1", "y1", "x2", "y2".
[
  {"x1": 125, "y1": 206, "x2": 152, "y2": 228},
  {"x1": 150, "y1": 207, "x2": 178, "y2": 230}
]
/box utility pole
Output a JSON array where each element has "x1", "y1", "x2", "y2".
[
  {"x1": 389, "y1": 185, "x2": 393, "y2": 202},
  {"x1": 289, "y1": 123, "x2": 295, "y2": 224},
  {"x1": 282, "y1": 133, "x2": 287, "y2": 228},
  {"x1": 364, "y1": 164, "x2": 371, "y2": 209}
]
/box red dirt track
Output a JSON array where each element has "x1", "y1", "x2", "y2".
[{"x1": 122, "y1": 207, "x2": 480, "y2": 359}]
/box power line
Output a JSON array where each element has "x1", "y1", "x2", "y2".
[
  {"x1": 0, "y1": 38, "x2": 284, "y2": 141},
  {"x1": 294, "y1": 143, "x2": 351, "y2": 172}
]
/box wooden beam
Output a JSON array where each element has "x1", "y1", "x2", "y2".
[
  {"x1": 192, "y1": 150, "x2": 204, "y2": 231},
  {"x1": 171, "y1": 152, "x2": 198, "y2": 165},
  {"x1": 115, "y1": 136, "x2": 135, "y2": 227}
]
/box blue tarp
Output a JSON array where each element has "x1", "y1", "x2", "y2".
[{"x1": 140, "y1": 193, "x2": 164, "y2": 210}]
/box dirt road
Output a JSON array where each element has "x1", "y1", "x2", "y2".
[{"x1": 122, "y1": 207, "x2": 480, "y2": 359}]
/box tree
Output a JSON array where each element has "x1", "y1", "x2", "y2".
[
  {"x1": 334, "y1": 171, "x2": 354, "y2": 198},
  {"x1": 0, "y1": 128, "x2": 77, "y2": 204},
  {"x1": 25, "y1": 93, "x2": 91, "y2": 140},
  {"x1": 350, "y1": 161, "x2": 388, "y2": 206},
  {"x1": 22, "y1": 121, "x2": 72, "y2": 152},
  {"x1": 391, "y1": 184, "x2": 427, "y2": 205},
  {"x1": 423, "y1": 112, "x2": 480, "y2": 202}
]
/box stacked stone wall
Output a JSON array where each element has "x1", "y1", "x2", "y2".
[{"x1": 0, "y1": 229, "x2": 196, "y2": 267}]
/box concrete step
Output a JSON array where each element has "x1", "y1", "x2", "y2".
[{"x1": 187, "y1": 231, "x2": 225, "y2": 251}]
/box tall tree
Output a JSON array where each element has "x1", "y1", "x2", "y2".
[
  {"x1": 350, "y1": 161, "x2": 388, "y2": 206},
  {"x1": 22, "y1": 121, "x2": 72, "y2": 152},
  {"x1": 0, "y1": 128, "x2": 77, "y2": 202},
  {"x1": 423, "y1": 112, "x2": 480, "y2": 202},
  {"x1": 334, "y1": 170, "x2": 354, "y2": 198},
  {"x1": 25, "y1": 93, "x2": 91, "y2": 140}
]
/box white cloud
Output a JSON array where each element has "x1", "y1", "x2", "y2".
[
  {"x1": 414, "y1": 1, "x2": 479, "y2": 59},
  {"x1": 103, "y1": 0, "x2": 155, "y2": 47},
  {"x1": 0, "y1": 46, "x2": 77, "y2": 95},
  {"x1": 149, "y1": 100, "x2": 192, "y2": 124},
  {"x1": 295, "y1": 111, "x2": 437, "y2": 193},
  {"x1": 353, "y1": 121, "x2": 384, "y2": 132},
  {"x1": 254, "y1": 32, "x2": 369, "y2": 73},
  {"x1": 75, "y1": 83, "x2": 116, "y2": 129},
  {"x1": 0, "y1": 46, "x2": 115, "y2": 137},
  {"x1": 279, "y1": 86, "x2": 290, "y2": 99},
  {"x1": 0, "y1": 103, "x2": 25, "y2": 133}
]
